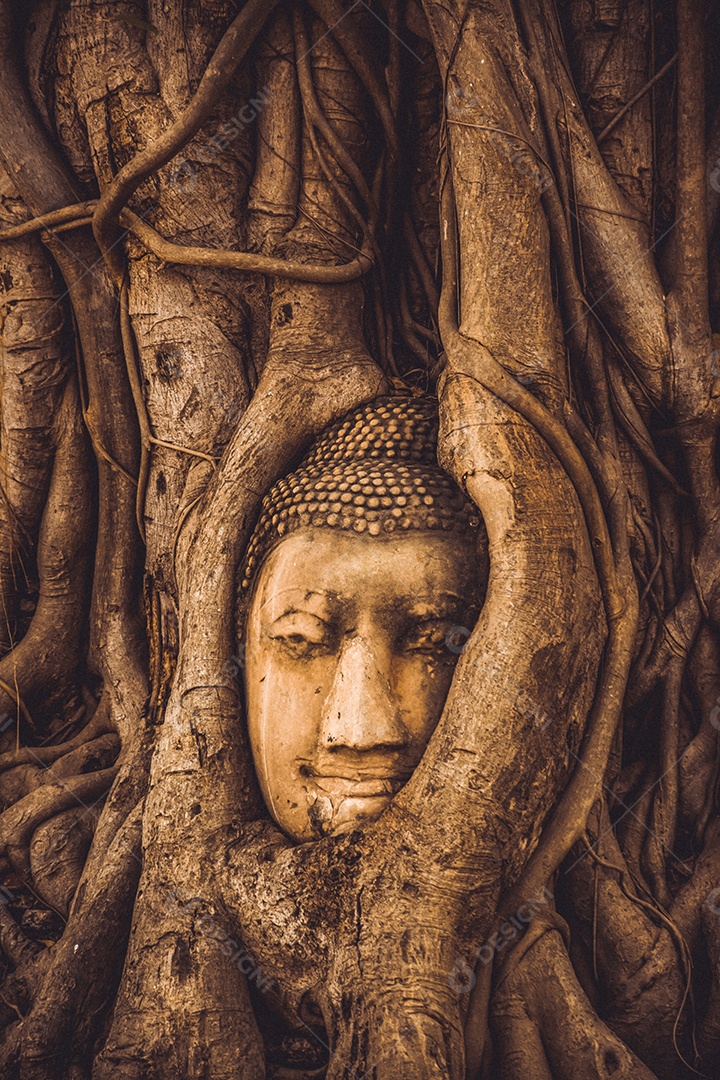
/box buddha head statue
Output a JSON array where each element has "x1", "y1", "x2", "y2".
[{"x1": 237, "y1": 395, "x2": 487, "y2": 843}]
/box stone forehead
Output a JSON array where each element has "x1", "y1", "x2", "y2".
[{"x1": 238, "y1": 395, "x2": 481, "y2": 598}]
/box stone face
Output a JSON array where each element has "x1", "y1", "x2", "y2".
[{"x1": 243, "y1": 527, "x2": 483, "y2": 842}]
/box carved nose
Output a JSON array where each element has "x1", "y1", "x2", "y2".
[{"x1": 319, "y1": 636, "x2": 408, "y2": 752}]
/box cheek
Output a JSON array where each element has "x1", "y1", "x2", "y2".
[
  {"x1": 245, "y1": 648, "x2": 332, "y2": 777},
  {"x1": 393, "y1": 657, "x2": 456, "y2": 741},
  {"x1": 245, "y1": 648, "x2": 338, "y2": 842}
]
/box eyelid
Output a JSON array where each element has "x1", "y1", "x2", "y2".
[
  {"x1": 403, "y1": 618, "x2": 453, "y2": 645},
  {"x1": 404, "y1": 612, "x2": 456, "y2": 628},
  {"x1": 406, "y1": 611, "x2": 452, "y2": 623},
  {"x1": 268, "y1": 611, "x2": 331, "y2": 640}
]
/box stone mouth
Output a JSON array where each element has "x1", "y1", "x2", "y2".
[{"x1": 309, "y1": 775, "x2": 405, "y2": 798}]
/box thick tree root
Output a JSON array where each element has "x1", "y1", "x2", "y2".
[
  {"x1": 0, "y1": 170, "x2": 73, "y2": 659},
  {"x1": 562, "y1": 804, "x2": 690, "y2": 1077},
  {"x1": 0, "y1": 801, "x2": 143, "y2": 1080},
  {"x1": 491, "y1": 917, "x2": 659, "y2": 1079}
]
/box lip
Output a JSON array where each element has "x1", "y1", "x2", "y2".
[{"x1": 307, "y1": 773, "x2": 408, "y2": 798}]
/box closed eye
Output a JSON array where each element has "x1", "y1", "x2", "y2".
[
  {"x1": 401, "y1": 618, "x2": 456, "y2": 655},
  {"x1": 266, "y1": 611, "x2": 335, "y2": 657}
]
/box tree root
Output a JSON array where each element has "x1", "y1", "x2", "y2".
[
  {"x1": 0, "y1": 731, "x2": 118, "y2": 813},
  {"x1": 698, "y1": 880, "x2": 720, "y2": 1067},
  {"x1": 13, "y1": 799, "x2": 143, "y2": 1080},
  {"x1": 491, "y1": 917, "x2": 659, "y2": 1079},
  {"x1": 0, "y1": 170, "x2": 75, "y2": 659},
  {"x1": 0, "y1": 768, "x2": 117, "y2": 881},
  {"x1": 0, "y1": 698, "x2": 112, "y2": 776},
  {"x1": 0, "y1": 378, "x2": 92, "y2": 735},
  {"x1": 92, "y1": 0, "x2": 283, "y2": 284},
  {"x1": 120, "y1": 209, "x2": 373, "y2": 281},
  {"x1": 0, "y1": 0, "x2": 148, "y2": 754},
  {"x1": 29, "y1": 804, "x2": 101, "y2": 917},
  {"x1": 562, "y1": 804, "x2": 690, "y2": 1077}
]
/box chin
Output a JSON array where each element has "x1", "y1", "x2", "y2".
[{"x1": 302, "y1": 791, "x2": 393, "y2": 840}]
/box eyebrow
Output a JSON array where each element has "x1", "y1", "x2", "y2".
[
  {"x1": 259, "y1": 588, "x2": 337, "y2": 622},
  {"x1": 402, "y1": 591, "x2": 468, "y2": 613},
  {"x1": 268, "y1": 606, "x2": 332, "y2": 624},
  {"x1": 260, "y1": 587, "x2": 474, "y2": 624}
]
